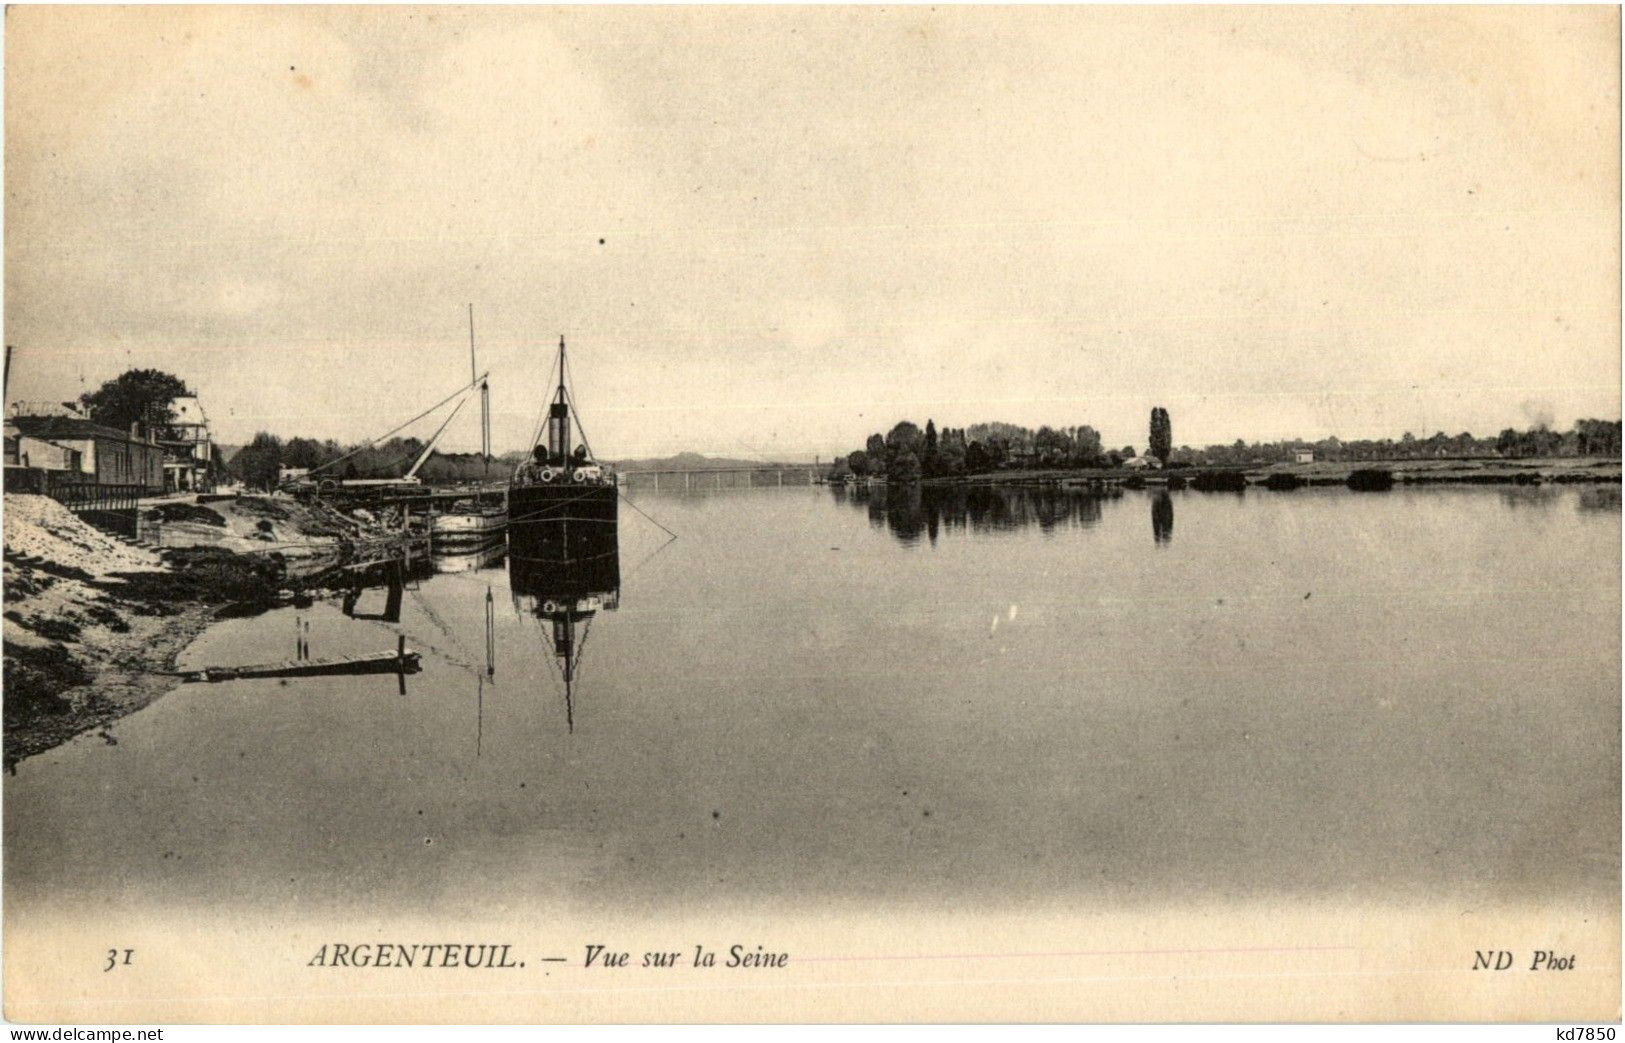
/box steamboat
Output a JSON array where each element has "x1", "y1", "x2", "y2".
[{"x1": 508, "y1": 336, "x2": 618, "y2": 564}]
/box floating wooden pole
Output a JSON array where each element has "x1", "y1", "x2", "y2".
[{"x1": 163, "y1": 648, "x2": 423, "y2": 683}]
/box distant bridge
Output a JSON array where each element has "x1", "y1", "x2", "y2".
[{"x1": 617, "y1": 466, "x2": 817, "y2": 491}]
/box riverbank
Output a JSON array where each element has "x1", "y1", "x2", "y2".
[
  {"x1": 923, "y1": 455, "x2": 1622, "y2": 488},
  {"x1": 2, "y1": 492, "x2": 408, "y2": 768},
  {"x1": 139, "y1": 491, "x2": 400, "y2": 556}
]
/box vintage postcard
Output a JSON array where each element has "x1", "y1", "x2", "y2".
[{"x1": 2, "y1": 5, "x2": 1619, "y2": 1025}]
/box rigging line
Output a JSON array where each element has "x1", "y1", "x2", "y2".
[
  {"x1": 295, "y1": 373, "x2": 488, "y2": 482},
  {"x1": 574, "y1": 617, "x2": 595, "y2": 675},
  {"x1": 424, "y1": 565, "x2": 507, "y2": 587},
  {"x1": 616, "y1": 486, "x2": 679, "y2": 540},
  {"x1": 563, "y1": 385, "x2": 595, "y2": 461},
  {"x1": 623, "y1": 529, "x2": 679, "y2": 583},
  {"x1": 541, "y1": 636, "x2": 564, "y2": 685},
  {"x1": 502, "y1": 483, "x2": 623, "y2": 523},
  {"x1": 408, "y1": 587, "x2": 478, "y2": 664},
  {"x1": 507, "y1": 513, "x2": 618, "y2": 527},
  {"x1": 515, "y1": 350, "x2": 563, "y2": 480},
  {"x1": 370, "y1": 620, "x2": 481, "y2": 677},
  {"x1": 506, "y1": 548, "x2": 620, "y2": 564},
  {"x1": 503, "y1": 493, "x2": 617, "y2": 523},
  {"x1": 505, "y1": 488, "x2": 613, "y2": 518}
]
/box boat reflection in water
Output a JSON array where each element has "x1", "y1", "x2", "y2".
[
  {"x1": 508, "y1": 535, "x2": 620, "y2": 732},
  {"x1": 431, "y1": 537, "x2": 508, "y2": 574}
]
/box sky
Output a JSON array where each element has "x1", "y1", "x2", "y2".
[{"x1": 5, "y1": 6, "x2": 1619, "y2": 460}]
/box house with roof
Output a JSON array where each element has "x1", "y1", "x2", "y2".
[
  {"x1": 158, "y1": 395, "x2": 214, "y2": 492},
  {"x1": 4, "y1": 414, "x2": 166, "y2": 492}
]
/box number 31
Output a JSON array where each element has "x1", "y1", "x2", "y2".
[{"x1": 104, "y1": 949, "x2": 133, "y2": 972}]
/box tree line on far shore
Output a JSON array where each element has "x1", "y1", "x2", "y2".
[
  {"x1": 834, "y1": 420, "x2": 1142, "y2": 484},
  {"x1": 45, "y1": 369, "x2": 1625, "y2": 491},
  {"x1": 830, "y1": 412, "x2": 1624, "y2": 484}
]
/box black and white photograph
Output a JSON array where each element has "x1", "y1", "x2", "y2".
[{"x1": 1, "y1": 5, "x2": 1619, "y2": 1025}]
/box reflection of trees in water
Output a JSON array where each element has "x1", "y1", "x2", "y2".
[
  {"x1": 1497, "y1": 486, "x2": 1561, "y2": 511},
  {"x1": 1578, "y1": 486, "x2": 1622, "y2": 513},
  {"x1": 1152, "y1": 492, "x2": 1174, "y2": 545},
  {"x1": 868, "y1": 484, "x2": 926, "y2": 544},
  {"x1": 846, "y1": 485, "x2": 889, "y2": 533},
  {"x1": 836, "y1": 484, "x2": 1121, "y2": 544}
]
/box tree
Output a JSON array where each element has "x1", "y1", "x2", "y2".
[
  {"x1": 1576, "y1": 418, "x2": 1622, "y2": 457},
  {"x1": 982, "y1": 434, "x2": 1010, "y2": 469},
  {"x1": 865, "y1": 433, "x2": 886, "y2": 460},
  {"x1": 282, "y1": 437, "x2": 329, "y2": 470},
  {"x1": 1072, "y1": 425, "x2": 1103, "y2": 466},
  {"x1": 233, "y1": 432, "x2": 283, "y2": 490},
  {"x1": 937, "y1": 427, "x2": 967, "y2": 475},
  {"x1": 80, "y1": 369, "x2": 191, "y2": 432},
  {"x1": 888, "y1": 449, "x2": 922, "y2": 484},
  {"x1": 964, "y1": 440, "x2": 992, "y2": 474},
  {"x1": 847, "y1": 449, "x2": 871, "y2": 477},
  {"x1": 885, "y1": 421, "x2": 923, "y2": 462},
  {"x1": 1034, "y1": 425, "x2": 1069, "y2": 465},
  {"x1": 1149, "y1": 406, "x2": 1172, "y2": 464},
  {"x1": 921, "y1": 420, "x2": 940, "y2": 477}
]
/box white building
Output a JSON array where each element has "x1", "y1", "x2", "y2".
[{"x1": 160, "y1": 395, "x2": 214, "y2": 492}]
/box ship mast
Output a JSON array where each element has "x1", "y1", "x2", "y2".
[{"x1": 469, "y1": 304, "x2": 489, "y2": 480}]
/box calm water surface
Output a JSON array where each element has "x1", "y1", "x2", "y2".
[{"x1": 6, "y1": 485, "x2": 1619, "y2": 920}]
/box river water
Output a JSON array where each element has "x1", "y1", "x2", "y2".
[{"x1": 5, "y1": 484, "x2": 1619, "y2": 924}]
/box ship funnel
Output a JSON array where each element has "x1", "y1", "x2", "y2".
[
  {"x1": 548, "y1": 401, "x2": 570, "y2": 465},
  {"x1": 547, "y1": 335, "x2": 571, "y2": 464}
]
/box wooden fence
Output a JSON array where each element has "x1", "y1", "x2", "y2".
[{"x1": 4, "y1": 467, "x2": 145, "y2": 538}]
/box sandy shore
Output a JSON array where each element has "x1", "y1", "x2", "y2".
[
  {"x1": 2, "y1": 492, "x2": 401, "y2": 768},
  {"x1": 3, "y1": 603, "x2": 218, "y2": 770}
]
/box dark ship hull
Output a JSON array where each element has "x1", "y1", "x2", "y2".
[{"x1": 507, "y1": 482, "x2": 618, "y2": 565}]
